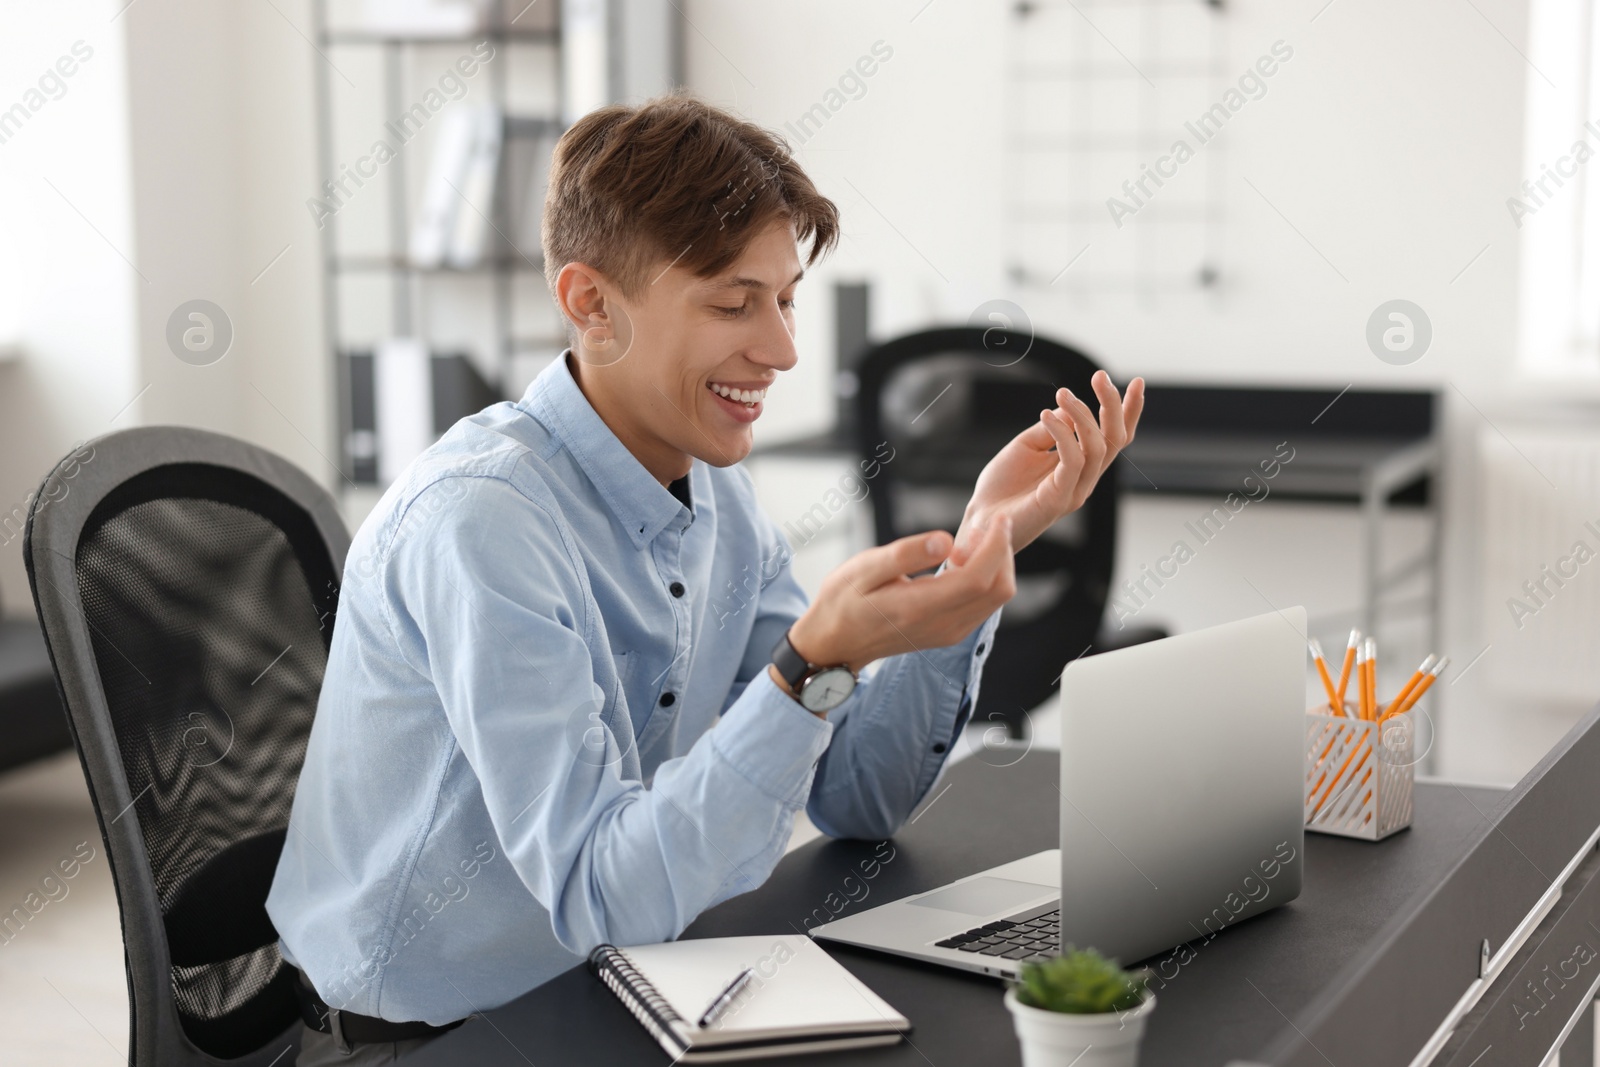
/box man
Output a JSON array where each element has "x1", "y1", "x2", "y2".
[{"x1": 267, "y1": 92, "x2": 1144, "y2": 1065}]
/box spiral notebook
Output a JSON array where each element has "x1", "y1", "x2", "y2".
[{"x1": 588, "y1": 935, "x2": 909, "y2": 1062}]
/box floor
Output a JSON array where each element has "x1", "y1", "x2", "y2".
[{"x1": 0, "y1": 752, "x2": 129, "y2": 1065}]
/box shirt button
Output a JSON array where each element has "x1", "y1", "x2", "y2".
[
  {"x1": 669, "y1": 581, "x2": 685, "y2": 598},
  {"x1": 976, "y1": 643, "x2": 986, "y2": 655},
  {"x1": 659, "y1": 692, "x2": 676, "y2": 707},
  {"x1": 932, "y1": 742, "x2": 948, "y2": 754}
]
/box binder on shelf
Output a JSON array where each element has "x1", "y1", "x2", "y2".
[
  {"x1": 341, "y1": 350, "x2": 379, "y2": 485},
  {"x1": 430, "y1": 353, "x2": 500, "y2": 432},
  {"x1": 447, "y1": 105, "x2": 505, "y2": 268},
  {"x1": 500, "y1": 117, "x2": 560, "y2": 258},
  {"x1": 410, "y1": 108, "x2": 478, "y2": 268},
  {"x1": 348, "y1": 345, "x2": 503, "y2": 487},
  {"x1": 375, "y1": 338, "x2": 434, "y2": 484},
  {"x1": 412, "y1": 108, "x2": 553, "y2": 269}
]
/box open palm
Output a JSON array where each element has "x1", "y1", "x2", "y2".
[{"x1": 954, "y1": 370, "x2": 1146, "y2": 558}]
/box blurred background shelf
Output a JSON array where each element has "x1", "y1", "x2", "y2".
[
  {"x1": 329, "y1": 254, "x2": 548, "y2": 273},
  {"x1": 311, "y1": 0, "x2": 682, "y2": 511},
  {"x1": 319, "y1": 29, "x2": 561, "y2": 45}
]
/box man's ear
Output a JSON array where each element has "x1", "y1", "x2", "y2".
[
  {"x1": 556, "y1": 261, "x2": 613, "y2": 341},
  {"x1": 557, "y1": 261, "x2": 636, "y2": 368}
]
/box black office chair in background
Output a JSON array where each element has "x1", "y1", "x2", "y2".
[
  {"x1": 0, "y1": 603, "x2": 72, "y2": 775},
  {"x1": 24, "y1": 428, "x2": 348, "y2": 1067},
  {"x1": 855, "y1": 326, "x2": 1166, "y2": 739}
]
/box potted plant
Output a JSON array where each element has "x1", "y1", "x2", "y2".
[{"x1": 1004, "y1": 947, "x2": 1156, "y2": 1067}]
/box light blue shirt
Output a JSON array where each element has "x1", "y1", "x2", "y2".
[{"x1": 267, "y1": 353, "x2": 999, "y2": 1025}]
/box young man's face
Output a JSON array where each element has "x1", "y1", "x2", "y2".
[{"x1": 568, "y1": 218, "x2": 803, "y2": 482}]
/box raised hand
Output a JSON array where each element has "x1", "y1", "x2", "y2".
[{"x1": 952, "y1": 370, "x2": 1145, "y2": 560}]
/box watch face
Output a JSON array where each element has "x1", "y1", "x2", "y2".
[{"x1": 800, "y1": 667, "x2": 856, "y2": 712}]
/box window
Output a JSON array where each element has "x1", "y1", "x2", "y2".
[{"x1": 1517, "y1": 0, "x2": 1600, "y2": 376}]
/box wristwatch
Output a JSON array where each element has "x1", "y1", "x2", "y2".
[{"x1": 770, "y1": 631, "x2": 857, "y2": 713}]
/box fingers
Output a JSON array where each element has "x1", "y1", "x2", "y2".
[
  {"x1": 1010, "y1": 414, "x2": 1058, "y2": 453},
  {"x1": 1039, "y1": 408, "x2": 1086, "y2": 494},
  {"x1": 922, "y1": 515, "x2": 1015, "y2": 633},
  {"x1": 1121, "y1": 377, "x2": 1146, "y2": 443},
  {"x1": 841, "y1": 517, "x2": 1016, "y2": 655},
  {"x1": 1016, "y1": 375, "x2": 1142, "y2": 458},
  {"x1": 949, "y1": 510, "x2": 1000, "y2": 567},
  {"x1": 1056, "y1": 387, "x2": 1108, "y2": 478},
  {"x1": 1090, "y1": 370, "x2": 1126, "y2": 450},
  {"x1": 845, "y1": 529, "x2": 954, "y2": 590}
]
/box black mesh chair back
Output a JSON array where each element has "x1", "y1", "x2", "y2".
[
  {"x1": 23, "y1": 428, "x2": 349, "y2": 1066},
  {"x1": 855, "y1": 327, "x2": 1119, "y2": 737}
]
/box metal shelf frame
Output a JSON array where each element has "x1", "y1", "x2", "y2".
[{"x1": 311, "y1": 0, "x2": 567, "y2": 488}]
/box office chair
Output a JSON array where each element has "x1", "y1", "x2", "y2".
[
  {"x1": 23, "y1": 428, "x2": 348, "y2": 1066},
  {"x1": 855, "y1": 326, "x2": 1165, "y2": 739}
]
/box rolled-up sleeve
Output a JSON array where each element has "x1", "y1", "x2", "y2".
[{"x1": 383, "y1": 476, "x2": 833, "y2": 954}]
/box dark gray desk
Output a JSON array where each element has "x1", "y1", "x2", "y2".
[{"x1": 402, "y1": 750, "x2": 1509, "y2": 1067}]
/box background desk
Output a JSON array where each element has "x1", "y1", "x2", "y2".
[{"x1": 402, "y1": 749, "x2": 1511, "y2": 1066}]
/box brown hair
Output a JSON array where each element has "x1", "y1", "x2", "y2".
[{"x1": 541, "y1": 91, "x2": 840, "y2": 303}]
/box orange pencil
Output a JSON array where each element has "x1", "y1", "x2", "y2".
[
  {"x1": 1355, "y1": 640, "x2": 1370, "y2": 720},
  {"x1": 1310, "y1": 639, "x2": 1340, "y2": 714},
  {"x1": 1314, "y1": 649, "x2": 1380, "y2": 811},
  {"x1": 1386, "y1": 656, "x2": 1450, "y2": 720},
  {"x1": 1364, "y1": 637, "x2": 1378, "y2": 720},
  {"x1": 1381, "y1": 655, "x2": 1436, "y2": 720},
  {"x1": 1333, "y1": 629, "x2": 1359, "y2": 710},
  {"x1": 1312, "y1": 735, "x2": 1374, "y2": 816}
]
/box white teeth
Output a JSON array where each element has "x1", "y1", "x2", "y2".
[{"x1": 710, "y1": 383, "x2": 766, "y2": 405}]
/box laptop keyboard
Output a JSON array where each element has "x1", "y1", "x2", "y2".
[{"x1": 934, "y1": 908, "x2": 1060, "y2": 961}]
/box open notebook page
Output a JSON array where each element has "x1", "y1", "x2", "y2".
[{"x1": 616, "y1": 935, "x2": 908, "y2": 1043}]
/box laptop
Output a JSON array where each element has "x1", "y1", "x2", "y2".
[{"x1": 809, "y1": 608, "x2": 1307, "y2": 977}]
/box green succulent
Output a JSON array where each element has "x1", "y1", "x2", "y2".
[{"x1": 1011, "y1": 946, "x2": 1149, "y2": 1015}]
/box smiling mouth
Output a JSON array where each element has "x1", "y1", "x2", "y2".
[{"x1": 707, "y1": 382, "x2": 769, "y2": 407}]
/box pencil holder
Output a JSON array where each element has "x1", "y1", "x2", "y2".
[{"x1": 1303, "y1": 704, "x2": 1415, "y2": 840}]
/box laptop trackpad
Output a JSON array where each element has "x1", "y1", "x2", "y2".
[{"x1": 907, "y1": 877, "x2": 1055, "y2": 916}]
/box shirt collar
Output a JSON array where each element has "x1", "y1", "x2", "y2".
[{"x1": 521, "y1": 352, "x2": 692, "y2": 549}]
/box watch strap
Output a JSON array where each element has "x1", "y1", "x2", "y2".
[{"x1": 770, "y1": 632, "x2": 811, "y2": 690}]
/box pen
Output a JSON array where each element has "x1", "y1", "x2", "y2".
[
  {"x1": 697, "y1": 967, "x2": 756, "y2": 1029},
  {"x1": 1333, "y1": 629, "x2": 1359, "y2": 712},
  {"x1": 1310, "y1": 639, "x2": 1340, "y2": 715}
]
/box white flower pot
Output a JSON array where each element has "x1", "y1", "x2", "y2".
[{"x1": 1004, "y1": 988, "x2": 1156, "y2": 1067}]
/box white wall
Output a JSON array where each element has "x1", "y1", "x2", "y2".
[
  {"x1": 686, "y1": 0, "x2": 1529, "y2": 394},
  {"x1": 122, "y1": 0, "x2": 331, "y2": 489},
  {"x1": 689, "y1": 0, "x2": 1596, "y2": 784},
  {"x1": 0, "y1": 0, "x2": 329, "y2": 618},
  {"x1": 0, "y1": 0, "x2": 140, "y2": 614}
]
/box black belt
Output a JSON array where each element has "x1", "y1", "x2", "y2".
[{"x1": 294, "y1": 968, "x2": 464, "y2": 1048}]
